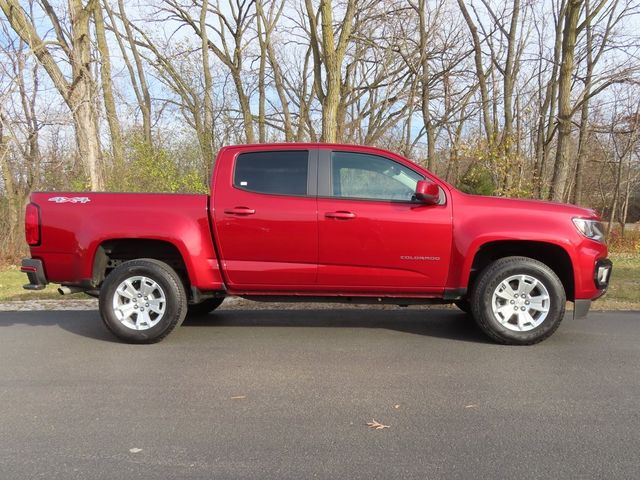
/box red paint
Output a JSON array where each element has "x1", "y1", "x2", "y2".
[
  {"x1": 414, "y1": 179, "x2": 440, "y2": 204},
  {"x1": 24, "y1": 143, "x2": 608, "y2": 302},
  {"x1": 26, "y1": 192, "x2": 223, "y2": 290}
]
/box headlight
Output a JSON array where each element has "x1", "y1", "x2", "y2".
[{"x1": 572, "y1": 218, "x2": 605, "y2": 242}]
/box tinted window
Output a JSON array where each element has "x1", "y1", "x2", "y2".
[
  {"x1": 234, "y1": 151, "x2": 309, "y2": 195},
  {"x1": 331, "y1": 152, "x2": 423, "y2": 201}
]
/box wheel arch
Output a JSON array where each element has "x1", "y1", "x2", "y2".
[
  {"x1": 466, "y1": 240, "x2": 575, "y2": 300},
  {"x1": 92, "y1": 239, "x2": 190, "y2": 290}
]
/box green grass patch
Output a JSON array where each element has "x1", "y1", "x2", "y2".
[
  {"x1": 0, "y1": 266, "x2": 84, "y2": 301},
  {"x1": 596, "y1": 252, "x2": 640, "y2": 310},
  {"x1": 0, "y1": 252, "x2": 638, "y2": 308}
]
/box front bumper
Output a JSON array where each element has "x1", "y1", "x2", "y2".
[
  {"x1": 20, "y1": 258, "x2": 48, "y2": 290},
  {"x1": 574, "y1": 257, "x2": 613, "y2": 319}
]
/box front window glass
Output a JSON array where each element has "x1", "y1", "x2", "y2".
[{"x1": 331, "y1": 152, "x2": 423, "y2": 201}]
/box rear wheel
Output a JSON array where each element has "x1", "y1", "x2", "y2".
[
  {"x1": 99, "y1": 259, "x2": 187, "y2": 343},
  {"x1": 187, "y1": 297, "x2": 225, "y2": 316},
  {"x1": 470, "y1": 256, "x2": 566, "y2": 345}
]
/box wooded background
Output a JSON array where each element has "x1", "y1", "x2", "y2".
[{"x1": 1, "y1": 0, "x2": 639, "y2": 262}]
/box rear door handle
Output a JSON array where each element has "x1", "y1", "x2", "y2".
[
  {"x1": 325, "y1": 211, "x2": 356, "y2": 220},
  {"x1": 224, "y1": 207, "x2": 256, "y2": 215}
]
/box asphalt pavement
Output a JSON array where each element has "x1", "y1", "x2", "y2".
[{"x1": 0, "y1": 306, "x2": 639, "y2": 479}]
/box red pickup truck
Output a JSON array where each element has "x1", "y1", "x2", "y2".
[{"x1": 21, "y1": 143, "x2": 612, "y2": 345}]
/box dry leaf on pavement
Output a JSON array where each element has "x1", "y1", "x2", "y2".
[{"x1": 367, "y1": 419, "x2": 390, "y2": 430}]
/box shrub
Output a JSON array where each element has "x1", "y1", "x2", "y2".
[
  {"x1": 108, "y1": 140, "x2": 208, "y2": 194},
  {"x1": 459, "y1": 163, "x2": 496, "y2": 195}
]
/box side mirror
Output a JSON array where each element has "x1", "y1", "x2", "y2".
[{"x1": 414, "y1": 180, "x2": 440, "y2": 205}]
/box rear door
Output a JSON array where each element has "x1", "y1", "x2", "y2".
[
  {"x1": 212, "y1": 148, "x2": 318, "y2": 289},
  {"x1": 316, "y1": 149, "x2": 452, "y2": 293}
]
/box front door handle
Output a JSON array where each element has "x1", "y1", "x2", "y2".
[
  {"x1": 224, "y1": 207, "x2": 256, "y2": 215},
  {"x1": 325, "y1": 211, "x2": 356, "y2": 220}
]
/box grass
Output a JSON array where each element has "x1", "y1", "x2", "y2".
[
  {"x1": 0, "y1": 252, "x2": 638, "y2": 308},
  {"x1": 595, "y1": 252, "x2": 640, "y2": 310},
  {"x1": 0, "y1": 265, "x2": 84, "y2": 302}
]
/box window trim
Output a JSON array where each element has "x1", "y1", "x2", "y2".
[
  {"x1": 232, "y1": 149, "x2": 318, "y2": 197},
  {"x1": 319, "y1": 150, "x2": 429, "y2": 204}
]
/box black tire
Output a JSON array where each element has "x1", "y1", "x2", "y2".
[
  {"x1": 187, "y1": 297, "x2": 225, "y2": 316},
  {"x1": 470, "y1": 256, "x2": 566, "y2": 345},
  {"x1": 99, "y1": 258, "x2": 188, "y2": 344},
  {"x1": 454, "y1": 299, "x2": 471, "y2": 314}
]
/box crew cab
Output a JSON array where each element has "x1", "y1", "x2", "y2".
[{"x1": 21, "y1": 143, "x2": 612, "y2": 344}]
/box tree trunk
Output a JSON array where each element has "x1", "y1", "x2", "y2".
[
  {"x1": 296, "y1": 45, "x2": 315, "y2": 142},
  {"x1": 418, "y1": 0, "x2": 436, "y2": 171},
  {"x1": 573, "y1": 80, "x2": 591, "y2": 205},
  {"x1": 457, "y1": 0, "x2": 493, "y2": 141},
  {"x1": 231, "y1": 71, "x2": 256, "y2": 144},
  {"x1": 306, "y1": 0, "x2": 356, "y2": 143},
  {"x1": 619, "y1": 161, "x2": 632, "y2": 234},
  {"x1": 69, "y1": 0, "x2": 103, "y2": 189},
  {"x1": 549, "y1": 0, "x2": 582, "y2": 201},
  {"x1": 256, "y1": 2, "x2": 267, "y2": 143},
  {"x1": 319, "y1": 0, "x2": 340, "y2": 143},
  {"x1": 94, "y1": 0, "x2": 124, "y2": 171},
  {"x1": 501, "y1": 0, "x2": 520, "y2": 155},
  {"x1": 534, "y1": 0, "x2": 565, "y2": 197},
  {"x1": 113, "y1": 0, "x2": 153, "y2": 147},
  {"x1": 199, "y1": 0, "x2": 215, "y2": 169}
]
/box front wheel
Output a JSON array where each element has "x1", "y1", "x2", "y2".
[
  {"x1": 470, "y1": 256, "x2": 566, "y2": 345},
  {"x1": 99, "y1": 259, "x2": 188, "y2": 343}
]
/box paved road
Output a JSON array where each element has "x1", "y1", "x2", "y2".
[{"x1": 0, "y1": 306, "x2": 638, "y2": 479}]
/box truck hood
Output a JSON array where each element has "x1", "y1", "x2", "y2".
[{"x1": 459, "y1": 193, "x2": 600, "y2": 219}]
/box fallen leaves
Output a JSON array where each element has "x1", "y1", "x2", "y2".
[{"x1": 367, "y1": 419, "x2": 390, "y2": 430}]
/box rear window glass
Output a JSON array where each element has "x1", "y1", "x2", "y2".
[{"x1": 234, "y1": 151, "x2": 309, "y2": 195}]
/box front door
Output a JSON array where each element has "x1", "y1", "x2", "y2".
[
  {"x1": 317, "y1": 149, "x2": 452, "y2": 293},
  {"x1": 213, "y1": 148, "x2": 318, "y2": 289}
]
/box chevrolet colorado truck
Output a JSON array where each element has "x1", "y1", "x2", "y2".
[{"x1": 21, "y1": 143, "x2": 612, "y2": 344}]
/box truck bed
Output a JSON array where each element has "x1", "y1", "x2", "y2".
[{"x1": 27, "y1": 192, "x2": 222, "y2": 290}]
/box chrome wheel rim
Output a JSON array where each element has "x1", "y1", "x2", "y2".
[
  {"x1": 112, "y1": 276, "x2": 166, "y2": 331},
  {"x1": 491, "y1": 274, "x2": 550, "y2": 332}
]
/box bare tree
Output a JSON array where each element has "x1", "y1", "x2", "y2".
[
  {"x1": 572, "y1": 0, "x2": 637, "y2": 204},
  {"x1": 457, "y1": 0, "x2": 494, "y2": 141},
  {"x1": 304, "y1": 0, "x2": 357, "y2": 142},
  {"x1": 256, "y1": 0, "x2": 292, "y2": 141},
  {"x1": 549, "y1": 0, "x2": 608, "y2": 201},
  {"x1": 105, "y1": 0, "x2": 154, "y2": 147},
  {"x1": 0, "y1": 0, "x2": 638, "y2": 253},
  {"x1": 0, "y1": 14, "x2": 43, "y2": 255},
  {"x1": 531, "y1": 0, "x2": 566, "y2": 197},
  {"x1": 163, "y1": 0, "x2": 257, "y2": 143},
  {"x1": 0, "y1": 0, "x2": 104, "y2": 189},
  {"x1": 95, "y1": 0, "x2": 124, "y2": 168}
]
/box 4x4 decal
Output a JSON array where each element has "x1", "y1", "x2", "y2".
[{"x1": 48, "y1": 196, "x2": 91, "y2": 204}]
